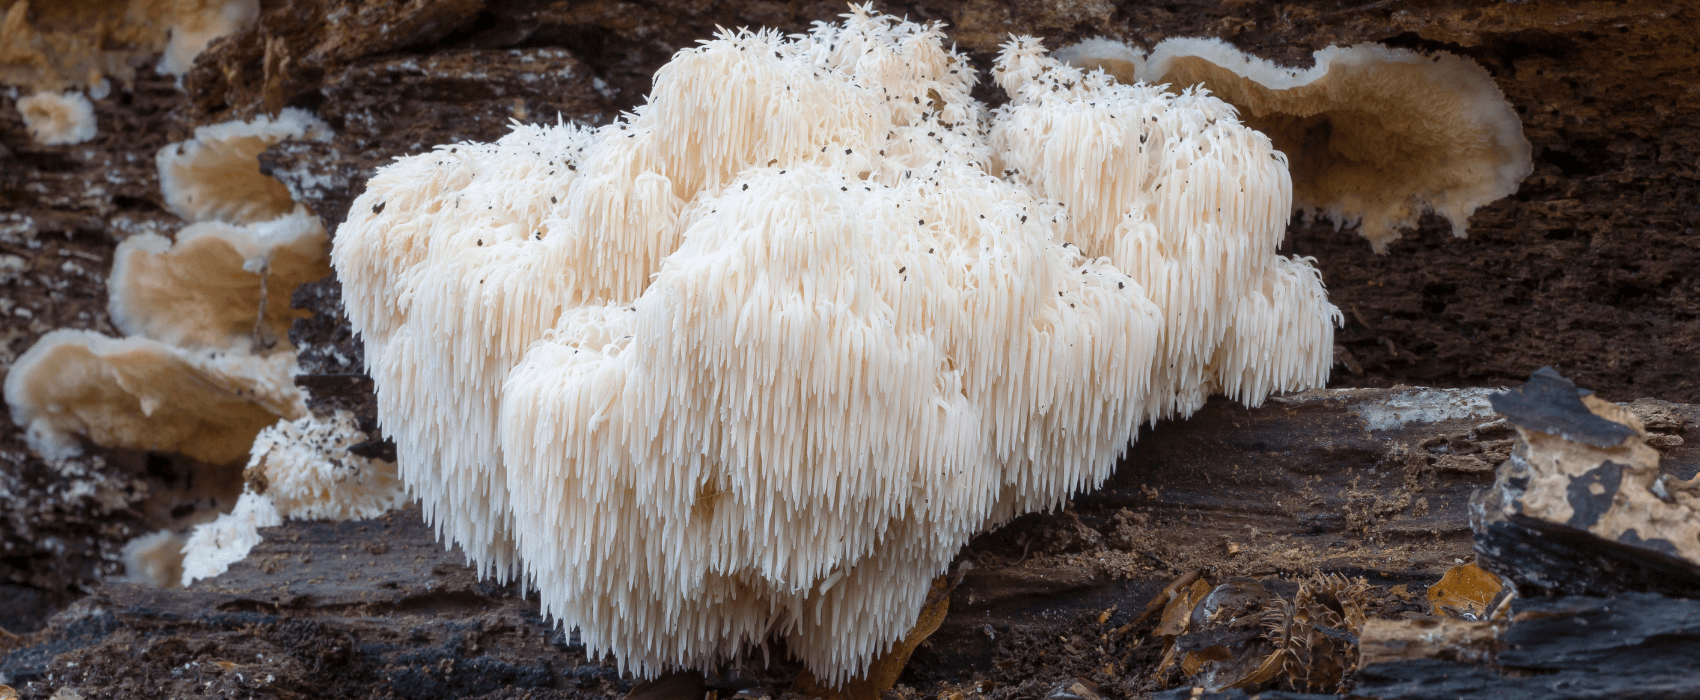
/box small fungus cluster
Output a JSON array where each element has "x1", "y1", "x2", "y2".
[
  {"x1": 336, "y1": 7, "x2": 1344, "y2": 685},
  {"x1": 6, "y1": 108, "x2": 332, "y2": 463}
]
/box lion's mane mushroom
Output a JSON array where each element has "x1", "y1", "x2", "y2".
[
  {"x1": 1057, "y1": 37, "x2": 1531, "y2": 251},
  {"x1": 15, "y1": 89, "x2": 97, "y2": 145},
  {"x1": 334, "y1": 7, "x2": 1336, "y2": 685},
  {"x1": 991, "y1": 38, "x2": 1340, "y2": 420}
]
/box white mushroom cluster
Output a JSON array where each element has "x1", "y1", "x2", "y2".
[
  {"x1": 334, "y1": 7, "x2": 1339, "y2": 685},
  {"x1": 180, "y1": 409, "x2": 403, "y2": 585}
]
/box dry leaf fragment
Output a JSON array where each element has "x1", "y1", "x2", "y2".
[
  {"x1": 1136, "y1": 570, "x2": 1201, "y2": 625},
  {"x1": 1426, "y1": 562, "x2": 1503, "y2": 619},
  {"x1": 1157, "y1": 578, "x2": 1214, "y2": 637}
]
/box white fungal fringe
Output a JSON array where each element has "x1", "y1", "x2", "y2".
[{"x1": 332, "y1": 6, "x2": 1339, "y2": 687}]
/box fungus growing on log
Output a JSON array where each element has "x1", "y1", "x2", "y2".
[
  {"x1": 156, "y1": 107, "x2": 332, "y2": 224},
  {"x1": 108, "y1": 209, "x2": 329, "y2": 350},
  {"x1": 156, "y1": 0, "x2": 259, "y2": 77},
  {"x1": 180, "y1": 410, "x2": 403, "y2": 585},
  {"x1": 1058, "y1": 37, "x2": 1532, "y2": 251},
  {"x1": 3, "y1": 330, "x2": 304, "y2": 463},
  {"x1": 0, "y1": 0, "x2": 257, "y2": 91},
  {"x1": 15, "y1": 90, "x2": 96, "y2": 145},
  {"x1": 334, "y1": 7, "x2": 1337, "y2": 685},
  {"x1": 7, "y1": 110, "x2": 330, "y2": 465}
]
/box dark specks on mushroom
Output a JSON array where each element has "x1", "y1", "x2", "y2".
[{"x1": 373, "y1": 201, "x2": 386, "y2": 215}]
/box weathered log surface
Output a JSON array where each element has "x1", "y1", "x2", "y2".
[{"x1": 7, "y1": 387, "x2": 1688, "y2": 698}]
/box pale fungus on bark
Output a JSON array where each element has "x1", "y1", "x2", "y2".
[
  {"x1": 108, "y1": 209, "x2": 329, "y2": 351},
  {"x1": 178, "y1": 410, "x2": 404, "y2": 585},
  {"x1": 156, "y1": 107, "x2": 333, "y2": 225},
  {"x1": 14, "y1": 90, "x2": 96, "y2": 145},
  {"x1": 0, "y1": 0, "x2": 258, "y2": 92},
  {"x1": 3, "y1": 330, "x2": 305, "y2": 464},
  {"x1": 334, "y1": 7, "x2": 1339, "y2": 686},
  {"x1": 1057, "y1": 36, "x2": 1532, "y2": 252},
  {"x1": 156, "y1": 0, "x2": 259, "y2": 77},
  {"x1": 7, "y1": 110, "x2": 331, "y2": 467}
]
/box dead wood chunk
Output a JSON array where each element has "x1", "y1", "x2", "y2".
[
  {"x1": 1471, "y1": 367, "x2": 1700, "y2": 597},
  {"x1": 1355, "y1": 593, "x2": 1700, "y2": 700},
  {"x1": 1359, "y1": 618, "x2": 1497, "y2": 666}
]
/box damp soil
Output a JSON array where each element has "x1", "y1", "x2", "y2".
[{"x1": 3, "y1": 0, "x2": 1699, "y2": 696}]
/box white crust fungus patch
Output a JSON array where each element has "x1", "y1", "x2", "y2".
[
  {"x1": 16, "y1": 90, "x2": 97, "y2": 145},
  {"x1": 178, "y1": 410, "x2": 403, "y2": 585},
  {"x1": 108, "y1": 209, "x2": 330, "y2": 351},
  {"x1": 333, "y1": 7, "x2": 1340, "y2": 686},
  {"x1": 3, "y1": 329, "x2": 306, "y2": 464},
  {"x1": 1059, "y1": 36, "x2": 1532, "y2": 252},
  {"x1": 156, "y1": 107, "x2": 333, "y2": 225},
  {"x1": 1349, "y1": 387, "x2": 1500, "y2": 431},
  {"x1": 178, "y1": 489, "x2": 281, "y2": 585}
]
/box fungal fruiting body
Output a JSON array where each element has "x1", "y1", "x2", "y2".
[
  {"x1": 156, "y1": 107, "x2": 333, "y2": 225},
  {"x1": 6, "y1": 110, "x2": 331, "y2": 464},
  {"x1": 108, "y1": 208, "x2": 329, "y2": 351},
  {"x1": 0, "y1": 0, "x2": 258, "y2": 92},
  {"x1": 16, "y1": 90, "x2": 97, "y2": 145},
  {"x1": 179, "y1": 410, "x2": 403, "y2": 585},
  {"x1": 157, "y1": 0, "x2": 261, "y2": 77},
  {"x1": 334, "y1": 8, "x2": 1338, "y2": 686},
  {"x1": 1059, "y1": 36, "x2": 1532, "y2": 251},
  {"x1": 3, "y1": 329, "x2": 305, "y2": 463}
]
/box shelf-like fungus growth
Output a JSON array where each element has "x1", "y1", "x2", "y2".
[
  {"x1": 0, "y1": 0, "x2": 258, "y2": 91},
  {"x1": 334, "y1": 8, "x2": 1339, "y2": 686},
  {"x1": 7, "y1": 110, "x2": 332, "y2": 465},
  {"x1": 15, "y1": 89, "x2": 97, "y2": 145},
  {"x1": 1058, "y1": 37, "x2": 1531, "y2": 251},
  {"x1": 157, "y1": 107, "x2": 332, "y2": 225},
  {"x1": 109, "y1": 209, "x2": 329, "y2": 350},
  {"x1": 156, "y1": 0, "x2": 260, "y2": 77},
  {"x1": 4, "y1": 330, "x2": 304, "y2": 463}
]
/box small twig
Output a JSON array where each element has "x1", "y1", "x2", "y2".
[{"x1": 1134, "y1": 569, "x2": 1201, "y2": 625}]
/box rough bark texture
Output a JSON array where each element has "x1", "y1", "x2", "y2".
[{"x1": 6, "y1": 388, "x2": 1696, "y2": 697}]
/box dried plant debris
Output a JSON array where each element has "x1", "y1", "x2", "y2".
[
  {"x1": 1472, "y1": 367, "x2": 1700, "y2": 598},
  {"x1": 1141, "y1": 571, "x2": 1426, "y2": 695},
  {"x1": 1423, "y1": 562, "x2": 1504, "y2": 620}
]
